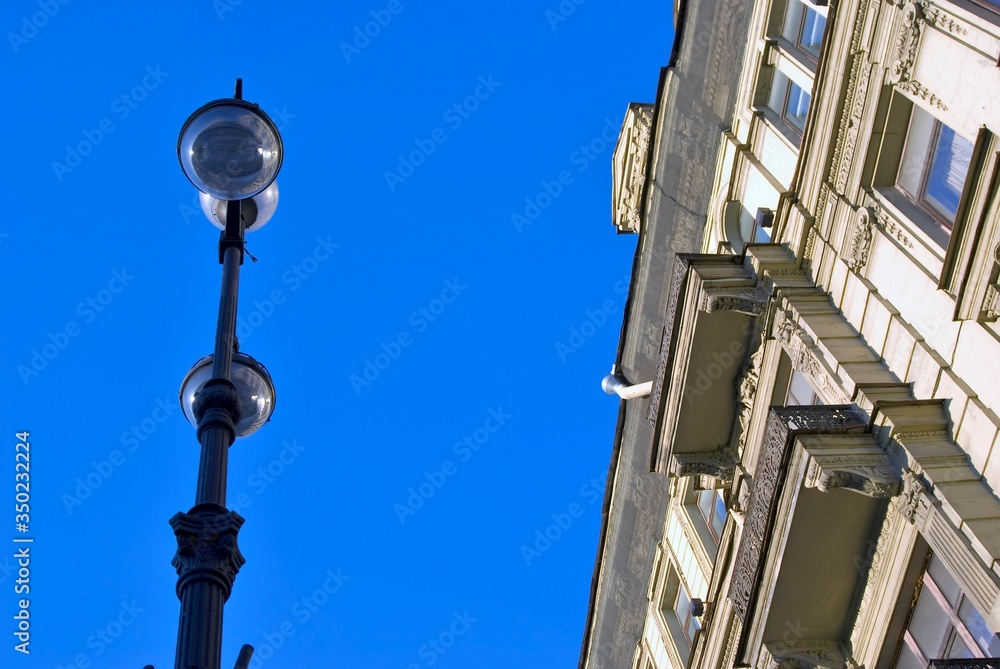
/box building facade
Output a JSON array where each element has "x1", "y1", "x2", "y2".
[{"x1": 582, "y1": 1, "x2": 1000, "y2": 669}]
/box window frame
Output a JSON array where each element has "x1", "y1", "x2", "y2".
[
  {"x1": 780, "y1": 0, "x2": 828, "y2": 65},
  {"x1": 893, "y1": 552, "x2": 1000, "y2": 668},
  {"x1": 867, "y1": 91, "x2": 989, "y2": 287},
  {"x1": 895, "y1": 107, "x2": 975, "y2": 233},
  {"x1": 671, "y1": 578, "x2": 701, "y2": 648},
  {"x1": 694, "y1": 487, "x2": 727, "y2": 543},
  {"x1": 767, "y1": 68, "x2": 812, "y2": 139},
  {"x1": 659, "y1": 564, "x2": 701, "y2": 663}
]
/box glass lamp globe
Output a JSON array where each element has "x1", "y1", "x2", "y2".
[
  {"x1": 178, "y1": 99, "x2": 283, "y2": 201},
  {"x1": 179, "y1": 351, "x2": 276, "y2": 438},
  {"x1": 200, "y1": 181, "x2": 279, "y2": 232}
]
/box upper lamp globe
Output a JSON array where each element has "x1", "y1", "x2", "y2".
[
  {"x1": 179, "y1": 351, "x2": 276, "y2": 438},
  {"x1": 177, "y1": 98, "x2": 283, "y2": 201}
]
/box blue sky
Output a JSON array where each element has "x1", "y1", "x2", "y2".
[{"x1": 4, "y1": 1, "x2": 672, "y2": 667}]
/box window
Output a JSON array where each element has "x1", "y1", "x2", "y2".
[
  {"x1": 895, "y1": 554, "x2": 1000, "y2": 669},
  {"x1": 696, "y1": 488, "x2": 727, "y2": 542},
  {"x1": 786, "y1": 369, "x2": 821, "y2": 406},
  {"x1": 896, "y1": 106, "x2": 974, "y2": 229},
  {"x1": 768, "y1": 69, "x2": 811, "y2": 137},
  {"x1": 739, "y1": 205, "x2": 773, "y2": 244},
  {"x1": 661, "y1": 567, "x2": 701, "y2": 661},
  {"x1": 782, "y1": 0, "x2": 827, "y2": 62},
  {"x1": 672, "y1": 581, "x2": 701, "y2": 648}
]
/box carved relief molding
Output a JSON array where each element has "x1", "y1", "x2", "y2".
[
  {"x1": 983, "y1": 283, "x2": 1000, "y2": 320},
  {"x1": 700, "y1": 285, "x2": 772, "y2": 316},
  {"x1": 813, "y1": 183, "x2": 832, "y2": 244},
  {"x1": 890, "y1": 3, "x2": 948, "y2": 110},
  {"x1": 846, "y1": 207, "x2": 876, "y2": 272},
  {"x1": 920, "y1": 3, "x2": 968, "y2": 36},
  {"x1": 857, "y1": 197, "x2": 919, "y2": 250},
  {"x1": 895, "y1": 469, "x2": 939, "y2": 526},
  {"x1": 835, "y1": 59, "x2": 873, "y2": 194},
  {"x1": 648, "y1": 255, "x2": 692, "y2": 428},
  {"x1": 737, "y1": 344, "x2": 766, "y2": 450},
  {"x1": 773, "y1": 310, "x2": 849, "y2": 404},
  {"x1": 616, "y1": 107, "x2": 653, "y2": 233},
  {"x1": 850, "y1": 505, "x2": 900, "y2": 646}
]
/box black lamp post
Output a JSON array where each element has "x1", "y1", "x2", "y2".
[{"x1": 162, "y1": 79, "x2": 283, "y2": 669}]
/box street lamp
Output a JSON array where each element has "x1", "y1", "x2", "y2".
[{"x1": 162, "y1": 79, "x2": 282, "y2": 669}]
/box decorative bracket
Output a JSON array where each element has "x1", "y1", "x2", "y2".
[
  {"x1": 801, "y1": 434, "x2": 901, "y2": 498},
  {"x1": 670, "y1": 446, "x2": 738, "y2": 483},
  {"x1": 700, "y1": 284, "x2": 772, "y2": 316}
]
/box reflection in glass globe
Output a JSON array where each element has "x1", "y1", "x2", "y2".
[
  {"x1": 199, "y1": 181, "x2": 279, "y2": 233},
  {"x1": 178, "y1": 99, "x2": 282, "y2": 201},
  {"x1": 179, "y1": 352, "x2": 276, "y2": 438},
  {"x1": 190, "y1": 124, "x2": 264, "y2": 193}
]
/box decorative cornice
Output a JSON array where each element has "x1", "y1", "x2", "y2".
[{"x1": 612, "y1": 104, "x2": 653, "y2": 234}]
